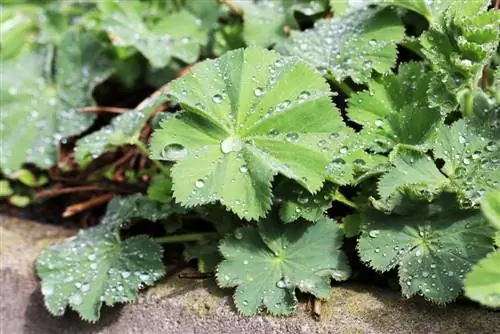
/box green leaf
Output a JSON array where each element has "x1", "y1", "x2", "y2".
[
  {"x1": 358, "y1": 198, "x2": 495, "y2": 303},
  {"x1": 9, "y1": 195, "x2": 31, "y2": 207},
  {"x1": 99, "y1": 1, "x2": 206, "y2": 68},
  {"x1": 183, "y1": 242, "x2": 222, "y2": 274},
  {"x1": 276, "y1": 7, "x2": 404, "y2": 83},
  {"x1": 75, "y1": 86, "x2": 169, "y2": 165},
  {"x1": 275, "y1": 180, "x2": 337, "y2": 223},
  {"x1": 432, "y1": 115, "x2": 500, "y2": 208},
  {"x1": 377, "y1": 146, "x2": 448, "y2": 201},
  {"x1": 481, "y1": 191, "x2": 500, "y2": 230},
  {"x1": 36, "y1": 194, "x2": 175, "y2": 321},
  {"x1": 213, "y1": 24, "x2": 245, "y2": 56},
  {"x1": 347, "y1": 62, "x2": 442, "y2": 151},
  {"x1": 238, "y1": 0, "x2": 326, "y2": 47},
  {"x1": 330, "y1": 0, "x2": 454, "y2": 23},
  {"x1": 147, "y1": 175, "x2": 174, "y2": 204},
  {"x1": 216, "y1": 216, "x2": 349, "y2": 315},
  {"x1": 341, "y1": 214, "x2": 362, "y2": 238},
  {"x1": 421, "y1": 1, "x2": 500, "y2": 113},
  {"x1": 464, "y1": 251, "x2": 500, "y2": 308},
  {"x1": 0, "y1": 180, "x2": 13, "y2": 198},
  {"x1": 0, "y1": 29, "x2": 113, "y2": 173},
  {"x1": 150, "y1": 47, "x2": 349, "y2": 220}
]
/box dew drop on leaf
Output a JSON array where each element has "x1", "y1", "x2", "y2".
[
  {"x1": 162, "y1": 143, "x2": 188, "y2": 160},
  {"x1": 195, "y1": 179, "x2": 205, "y2": 188},
  {"x1": 286, "y1": 132, "x2": 299, "y2": 142},
  {"x1": 239, "y1": 165, "x2": 248, "y2": 173},
  {"x1": 212, "y1": 94, "x2": 223, "y2": 104},
  {"x1": 221, "y1": 136, "x2": 243, "y2": 154},
  {"x1": 369, "y1": 230, "x2": 380, "y2": 238},
  {"x1": 254, "y1": 87, "x2": 264, "y2": 97}
]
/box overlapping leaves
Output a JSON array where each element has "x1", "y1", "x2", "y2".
[
  {"x1": 236, "y1": 0, "x2": 326, "y2": 47},
  {"x1": 358, "y1": 196, "x2": 495, "y2": 303},
  {"x1": 150, "y1": 47, "x2": 351, "y2": 220},
  {"x1": 98, "y1": 1, "x2": 206, "y2": 68},
  {"x1": 75, "y1": 86, "x2": 170, "y2": 165},
  {"x1": 217, "y1": 216, "x2": 349, "y2": 315},
  {"x1": 276, "y1": 7, "x2": 404, "y2": 83},
  {"x1": 36, "y1": 195, "x2": 177, "y2": 321},
  {"x1": 421, "y1": 1, "x2": 500, "y2": 113},
  {"x1": 347, "y1": 62, "x2": 442, "y2": 152},
  {"x1": 0, "y1": 29, "x2": 113, "y2": 173}
]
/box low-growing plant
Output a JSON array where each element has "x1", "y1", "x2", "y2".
[{"x1": 1, "y1": 0, "x2": 499, "y2": 322}]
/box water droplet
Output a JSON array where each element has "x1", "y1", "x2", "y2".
[
  {"x1": 254, "y1": 87, "x2": 264, "y2": 97},
  {"x1": 286, "y1": 132, "x2": 299, "y2": 142},
  {"x1": 239, "y1": 165, "x2": 248, "y2": 173},
  {"x1": 162, "y1": 143, "x2": 188, "y2": 160},
  {"x1": 369, "y1": 230, "x2": 380, "y2": 238},
  {"x1": 276, "y1": 276, "x2": 292, "y2": 289},
  {"x1": 42, "y1": 285, "x2": 54, "y2": 296},
  {"x1": 298, "y1": 91, "x2": 311, "y2": 101},
  {"x1": 212, "y1": 94, "x2": 223, "y2": 104},
  {"x1": 69, "y1": 293, "x2": 82, "y2": 306},
  {"x1": 221, "y1": 136, "x2": 243, "y2": 153},
  {"x1": 375, "y1": 119, "x2": 384, "y2": 128},
  {"x1": 297, "y1": 194, "x2": 309, "y2": 204},
  {"x1": 195, "y1": 179, "x2": 205, "y2": 188},
  {"x1": 121, "y1": 271, "x2": 131, "y2": 278},
  {"x1": 234, "y1": 230, "x2": 243, "y2": 240},
  {"x1": 422, "y1": 271, "x2": 429, "y2": 278}
]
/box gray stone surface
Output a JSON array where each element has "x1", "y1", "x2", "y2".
[{"x1": 1, "y1": 215, "x2": 499, "y2": 334}]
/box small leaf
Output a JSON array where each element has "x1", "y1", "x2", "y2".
[
  {"x1": 275, "y1": 180, "x2": 337, "y2": 223},
  {"x1": 464, "y1": 251, "x2": 500, "y2": 308},
  {"x1": 377, "y1": 146, "x2": 448, "y2": 201},
  {"x1": 347, "y1": 62, "x2": 442, "y2": 152},
  {"x1": 99, "y1": 1, "x2": 206, "y2": 68},
  {"x1": 421, "y1": 2, "x2": 499, "y2": 113},
  {"x1": 0, "y1": 180, "x2": 13, "y2": 197},
  {"x1": 238, "y1": 0, "x2": 326, "y2": 47},
  {"x1": 216, "y1": 216, "x2": 350, "y2": 315},
  {"x1": 330, "y1": 0, "x2": 454, "y2": 23},
  {"x1": 432, "y1": 113, "x2": 500, "y2": 208},
  {"x1": 481, "y1": 191, "x2": 500, "y2": 230},
  {"x1": 75, "y1": 87, "x2": 169, "y2": 164},
  {"x1": 150, "y1": 47, "x2": 350, "y2": 220},
  {"x1": 36, "y1": 194, "x2": 181, "y2": 321},
  {"x1": 358, "y1": 197, "x2": 495, "y2": 304},
  {"x1": 276, "y1": 7, "x2": 405, "y2": 83}
]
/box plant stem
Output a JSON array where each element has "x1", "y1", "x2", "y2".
[
  {"x1": 330, "y1": 76, "x2": 354, "y2": 96},
  {"x1": 463, "y1": 88, "x2": 474, "y2": 118},
  {"x1": 154, "y1": 232, "x2": 218, "y2": 244},
  {"x1": 135, "y1": 141, "x2": 170, "y2": 176},
  {"x1": 334, "y1": 191, "x2": 358, "y2": 209}
]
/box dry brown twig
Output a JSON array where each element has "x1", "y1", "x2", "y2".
[
  {"x1": 62, "y1": 193, "x2": 114, "y2": 218},
  {"x1": 78, "y1": 106, "x2": 128, "y2": 114}
]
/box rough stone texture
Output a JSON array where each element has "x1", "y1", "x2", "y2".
[{"x1": 1, "y1": 215, "x2": 499, "y2": 334}]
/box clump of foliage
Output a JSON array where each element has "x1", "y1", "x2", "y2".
[{"x1": 1, "y1": 0, "x2": 499, "y2": 322}]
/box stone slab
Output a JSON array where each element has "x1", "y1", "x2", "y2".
[{"x1": 1, "y1": 215, "x2": 498, "y2": 334}]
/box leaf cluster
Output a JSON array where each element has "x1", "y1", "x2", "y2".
[{"x1": 1, "y1": 0, "x2": 498, "y2": 322}]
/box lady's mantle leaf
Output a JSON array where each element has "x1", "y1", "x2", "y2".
[
  {"x1": 421, "y1": 1, "x2": 499, "y2": 112},
  {"x1": 216, "y1": 216, "x2": 350, "y2": 315},
  {"x1": 276, "y1": 7, "x2": 404, "y2": 83},
  {"x1": 98, "y1": 1, "x2": 205, "y2": 68},
  {"x1": 464, "y1": 251, "x2": 500, "y2": 308},
  {"x1": 0, "y1": 29, "x2": 113, "y2": 173},
  {"x1": 36, "y1": 195, "x2": 177, "y2": 321},
  {"x1": 347, "y1": 62, "x2": 442, "y2": 152},
  {"x1": 481, "y1": 191, "x2": 500, "y2": 229},
  {"x1": 377, "y1": 146, "x2": 448, "y2": 202},
  {"x1": 236, "y1": 0, "x2": 326, "y2": 47},
  {"x1": 358, "y1": 198, "x2": 494, "y2": 304},
  {"x1": 150, "y1": 47, "x2": 349, "y2": 220},
  {"x1": 75, "y1": 86, "x2": 170, "y2": 165},
  {"x1": 275, "y1": 180, "x2": 337, "y2": 223},
  {"x1": 331, "y1": 0, "x2": 454, "y2": 23},
  {"x1": 432, "y1": 113, "x2": 500, "y2": 208}
]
